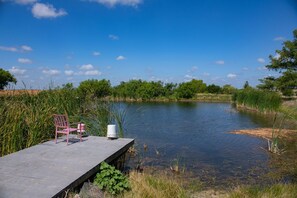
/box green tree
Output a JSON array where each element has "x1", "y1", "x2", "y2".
[
  {"x1": 257, "y1": 76, "x2": 276, "y2": 91},
  {"x1": 222, "y1": 84, "x2": 237, "y2": 94},
  {"x1": 206, "y1": 84, "x2": 222, "y2": 94},
  {"x1": 176, "y1": 82, "x2": 196, "y2": 99},
  {"x1": 190, "y1": 79, "x2": 207, "y2": 93},
  {"x1": 0, "y1": 68, "x2": 17, "y2": 90},
  {"x1": 259, "y1": 29, "x2": 297, "y2": 96},
  {"x1": 243, "y1": 81, "x2": 251, "y2": 89},
  {"x1": 78, "y1": 79, "x2": 111, "y2": 98}
]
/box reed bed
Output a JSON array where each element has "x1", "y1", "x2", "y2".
[
  {"x1": 232, "y1": 89, "x2": 282, "y2": 112},
  {"x1": 0, "y1": 89, "x2": 125, "y2": 156}
]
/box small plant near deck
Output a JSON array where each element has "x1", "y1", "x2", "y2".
[{"x1": 94, "y1": 162, "x2": 130, "y2": 195}]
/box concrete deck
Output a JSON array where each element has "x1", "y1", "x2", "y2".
[{"x1": 0, "y1": 136, "x2": 134, "y2": 198}]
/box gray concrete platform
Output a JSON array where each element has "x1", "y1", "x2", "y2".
[{"x1": 0, "y1": 136, "x2": 134, "y2": 198}]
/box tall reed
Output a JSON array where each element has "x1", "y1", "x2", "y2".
[
  {"x1": 0, "y1": 89, "x2": 126, "y2": 156},
  {"x1": 232, "y1": 89, "x2": 281, "y2": 112}
]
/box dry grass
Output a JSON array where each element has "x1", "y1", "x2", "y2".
[
  {"x1": 122, "y1": 171, "x2": 188, "y2": 198},
  {"x1": 0, "y1": 89, "x2": 40, "y2": 96},
  {"x1": 228, "y1": 184, "x2": 297, "y2": 198},
  {"x1": 230, "y1": 128, "x2": 297, "y2": 141}
]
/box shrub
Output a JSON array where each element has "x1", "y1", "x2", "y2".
[{"x1": 94, "y1": 162, "x2": 130, "y2": 195}]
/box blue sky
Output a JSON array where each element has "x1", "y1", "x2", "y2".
[{"x1": 0, "y1": 0, "x2": 296, "y2": 89}]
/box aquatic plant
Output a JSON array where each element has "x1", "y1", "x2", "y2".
[{"x1": 232, "y1": 89, "x2": 282, "y2": 112}]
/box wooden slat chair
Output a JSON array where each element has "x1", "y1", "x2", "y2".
[{"x1": 53, "y1": 114, "x2": 78, "y2": 145}]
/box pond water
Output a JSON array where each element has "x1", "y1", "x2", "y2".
[{"x1": 121, "y1": 102, "x2": 284, "y2": 188}]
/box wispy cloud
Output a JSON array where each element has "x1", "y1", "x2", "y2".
[
  {"x1": 0, "y1": 45, "x2": 32, "y2": 52},
  {"x1": 80, "y1": 64, "x2": 94, "y2": 70},
  {"x1": 13, "y1": 0, "x2": 37, "y2": 4},
  {"x1": 0, "y1": 46, "x2": 18, "y2": 52},
  {"x1": 42, "y1": 69, "x2": 60, "y2": 76},
  {"x1": 32, "y1": 3, "x2": 67, "y2": 19},
  {"x1": 65, "y1": 70, "x2": 74, "y2": 76},
  {"x1": 215, "y1": 60, "x2": 225, "y2": 65},
  {"x1": 274, "y1": 36, "x2": 285, "y2": 41},
  {"x1": 227, "y1": 73, "x2": 237, "y2": 79},
  {"x1": 88, "y1": 0, "x2": 142, "y2": 7},
  {"x1": 18, "y1": 58, "x2": 32, "y2": 64},
  {"x1": 188, "y1": 66, "x2": 198, "y2": 73},
  {"x1": 109, "y1": 34, "x2": 119, "y2": 40},
  {"x1": 116, "y1": 55, "x2": 126, "y2": 60},
  {"x1": 21, "y1": 45, "x2": 32, "y2": 52},
  {"x1": 93, "y1": 51, "x2": 101, "y2": 56},
  {"x1": 257, "y1": 66, "x2": 267, "y2": 71},
  {"x1": 242, "y1": 67, "x2": 249, "y2": 71},
  {"x1": 203, "y1": 72, "x2": 210, "y2": 76},
  {"x1": 184, "y1": 74, "x2": 195, "y2": 79},
  {"x1": 9, "y1": 67, "x2": 26, "y2": 75},
  {"x1": 85, "y1": 70, "x2": 102, "y2": 76},
  {"x1": 257, "y1": 58, "x2": 265, "y2": 63}
]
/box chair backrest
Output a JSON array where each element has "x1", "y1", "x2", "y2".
[{"x1": 53, "y1": 114, "x2": 69, "y2": 129}]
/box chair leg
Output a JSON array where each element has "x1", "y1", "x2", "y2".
[
  {"x1": 55, "y1": 132, "x2": 57, "y2": 144},
  {"x1": 66, "y1": 134, "x2": 69, "y2": 145}
]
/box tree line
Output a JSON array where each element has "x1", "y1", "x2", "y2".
[{"x1": 61, "y1": 79, "x2": 237, "y2": 100}]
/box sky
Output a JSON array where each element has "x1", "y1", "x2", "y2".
[{"x1": 0, "y1": 0, "x2": 297, "y2": 89}]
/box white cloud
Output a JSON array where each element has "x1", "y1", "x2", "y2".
[
  {"x1": 80, "y1": 64, "x2": 94, "y2": 70},
  {"x1": 88, "y1": 0, "x2": 142, "y2": 7},
  {"x1": 0, "y1": 45, "x2": 32, "y2": 52},
  {"x1": 185, "y1": 74, "x2": 195, "y2": 79},
  {"x1": 203, "y1": 72, "x2": 210, "y2": 76},
  {"x1": 21, "y1": 45, "x2": 32, "y2": 52},
  {"x1": 0, "y1": 46, "x2": 18, "y2": 52},
  {"x1": 227, "y1": 73, "x2": 237, "y2": 79},
  {"x1": 9, "y1": 67, "x2": 26, "y2": 75},
  {"x1": 274, "y1": 37, "x2": 285, "y2": 41},
  {"x1": 32, "y1": 3, "x2": 67, "y2": 19},
  {"x1": 14, "y1": 0, "x2": 37, "y2": 4},
  {"x1": 65, "y1": 70, "x2": 74, "y2": 76},
  {"x1": 85, "y1": 70, "x2": 102, "y2": 76},
  {"x1": 93, "y1": 51, "x2": 101, "y2": 56},
  {"x1": 257, "y1": 58, "x2": 265, "y2": 63},
  {"x1": 18, "y1": 58, "x2": 32, "y2": 64},
  {"x1": 274, "y1": 53, "x2": 281, "y2": 60},
  {"x1": 116, "y1": 55, "x2": 126, "y2": 60},
  {"x1": 42, "y1": 69, "x2": 60, "y2": 76},
  {"x1": 109, "y1": 34, "x2": 119, "y2": 40},
  {"x1": 215, "y1": 60, "x2": 225, "y2": 65},
  {"x1": 242, "y1": 67, "x2": 249, "y2": 71}
]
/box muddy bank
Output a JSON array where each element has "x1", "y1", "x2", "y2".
[{"x1": 230, "y1": 128, "x2": 297, "y2": 141}]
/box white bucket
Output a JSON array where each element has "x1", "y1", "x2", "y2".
[{"x1": 107, "y1": 124, "x2": 117, "y2": 139}]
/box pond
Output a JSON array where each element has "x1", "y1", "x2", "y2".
[{"x1": 121, "y1": 102, "x2": 289, "y2": 188}]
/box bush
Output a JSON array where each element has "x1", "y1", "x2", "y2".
[{"x1": 94, "y1": 162, "x2": 130, "y2": 195}]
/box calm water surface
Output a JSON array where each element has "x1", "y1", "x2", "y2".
[{"x1": 122, "y1": 102, "x2": 277, "y2": 187}]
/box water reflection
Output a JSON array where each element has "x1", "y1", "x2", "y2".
[{"x1": 121, "y1": 102, "x2": 294, "y2": 188}]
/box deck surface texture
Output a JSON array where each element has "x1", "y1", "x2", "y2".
[{"x1": 0, "y1": 136, "x2": 134, "y2": 198}]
